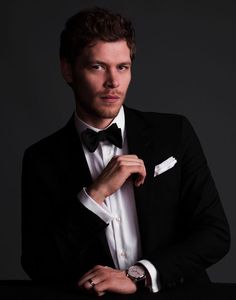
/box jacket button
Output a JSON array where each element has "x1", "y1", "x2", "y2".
[
  {"x1": 167, "y1": 282, "x2": 172, "y2": 288},
  {"x1": 179, "y1": 277, "x2": 184, "y2": 284},
  {"x1": 167, "y1": 282, "x2": 176, "y2": 288}
]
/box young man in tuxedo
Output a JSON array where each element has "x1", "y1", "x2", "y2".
[{"x1": 21, "y1": 7, "x2": 230, "y2": 296}]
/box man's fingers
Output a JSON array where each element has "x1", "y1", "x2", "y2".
[
  {"x1": 113, "y1": 155, "x2": 143, "y2": 164},
  {"x1": 112, "y1": 154, "x2": 138, "y2": 161},
  {"x1": 78, "y1": 265, "x2": 109, "y2": 288},
  {"x1": 108, "y1": 158, "x2": 146, "y2": 183},
  {"x1": 78, "y1": 266, "x2": 137, "y2": 295},
  {"x1": 117, "y1": 162, "x2": 146, "y2": 187},
  {"x1": 79, "y1": 274, "x2": 103, "y2": 290},
  {"x1": 87, "y1": 154, "x2": 146, "y2": 201},
  {"x1": 78, "y1": 270, "x2": 94, "y2": 286},
  {"x1": 134, "y1": 174, "x2": 145, "y2": 187},
  {"x1": 78, "y1": 265, "x2": 104, "y2": 284},
  {"x1": 117, "y1": 161, "x2": 144, "y2": 168},
  {"x1": 108, "y1": 155, "x2": 144, "y2": 168},
  {"x1": 93, "y1": 280, "x2": 110, "y2": 294},
  {"x1": 97, "y1": 291, "x2": 106, "y2": 297},
  {"x1": 127, "y1": 164, "x2": 146, "y2": 178}
]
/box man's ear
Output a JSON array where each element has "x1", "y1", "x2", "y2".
[{"x1": 60, "y1": 58, "x2": 73, "y2": 84}]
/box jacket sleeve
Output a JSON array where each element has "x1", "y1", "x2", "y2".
[
  {"x1": 148, "y1": 116, "x2": 231, "y2": 289},
  {"x1": 21, "y1": 148, "x2": 110, "y2": 283}
]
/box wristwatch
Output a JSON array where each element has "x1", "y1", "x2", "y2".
[{"x1": 126, "y1": 264, "x2": 146, "y2": 283}]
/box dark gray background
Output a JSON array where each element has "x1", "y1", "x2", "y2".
[{"x1": 1, "y1": 0, "x2": 235, "y2": 281}]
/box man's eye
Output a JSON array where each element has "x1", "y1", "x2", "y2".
[
  {"x1": 118, "y1": 65, "x2": 129, "y2": 71},
  {"x1": 91, "y1": 65, "x2": 104, "y2": 70}
]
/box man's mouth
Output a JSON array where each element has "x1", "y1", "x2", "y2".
[
  {"x1": 100, "y1": 94, "x2": 121, "y2": 103},
  {"x1": 100, "y1": 95, "x2": 120, "y2": 99}
]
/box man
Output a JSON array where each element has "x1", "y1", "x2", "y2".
[{"x1": 21, "y1": 7, "x2": 230, "y2": 296}]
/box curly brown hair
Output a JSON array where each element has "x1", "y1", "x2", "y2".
[{"x1": 60, "y1": 7, "x2": 136, "y2": 64}]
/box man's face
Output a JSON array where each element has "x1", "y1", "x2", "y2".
[{"x1": 62, "y1": 40, "x2": 132, "y2": 128}]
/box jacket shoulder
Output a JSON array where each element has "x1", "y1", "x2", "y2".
[
  {"x1": 23, "y1": 119, "x2": 72, "y2": 159},
  {"x1": 125, "y1": 106, "x2": 190, "y2": 131}
]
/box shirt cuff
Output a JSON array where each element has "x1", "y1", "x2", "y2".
[
  {"x1": 78, "y1": 188, "x2": 114, "y2": 224},
  {"x1": 138, "y1": 259, "x2": 161, "y2": 293}
]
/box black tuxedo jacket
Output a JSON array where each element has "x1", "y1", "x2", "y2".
[{"x1": 21, "y1": 106, "x2": 230, "y2": 290}]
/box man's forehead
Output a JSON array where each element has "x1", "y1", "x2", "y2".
[{"x1": 81, "y1": 40, "x2": 131, "y2": 63}]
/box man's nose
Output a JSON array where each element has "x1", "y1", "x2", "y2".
[{"x1": 104, "y1": 70, "x2": 119, "y2": 89}]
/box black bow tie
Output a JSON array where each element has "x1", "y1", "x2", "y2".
[{"x1": 81, "y1": 123, "x2": 122, "y2": 152}]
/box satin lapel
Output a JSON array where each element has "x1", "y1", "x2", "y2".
[
  {"x1": 124, "y1": 107, "x2": 151, "y2": 159},
  {"x1": 58, "y1": 115, "x2": 93, "y2": 194},
  {"x1": 58, "y1": 115, "x2": 115, "y2": 266},
  {"x1": 124, "y1": 107, "x2": 155, "y2": 250}
]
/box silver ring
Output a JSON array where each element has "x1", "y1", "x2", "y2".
[{"x1": 88, "y1": 278, "x2": 96, "y2": 287}]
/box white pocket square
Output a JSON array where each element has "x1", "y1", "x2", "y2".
[{"x1": 154, "y1": 156, "x2": 177, "y2": 177}]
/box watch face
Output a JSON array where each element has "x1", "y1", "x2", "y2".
[{"x1": 128, "y1": 265, "x2": 145, "y2": 279}]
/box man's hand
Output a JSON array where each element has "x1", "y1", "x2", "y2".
[
  {"x1": 78, "y1": 265, "x2": 137, "y2": 296},
  {"x1": 87, "y1": 155, "x2": 146, "y2": 204}
]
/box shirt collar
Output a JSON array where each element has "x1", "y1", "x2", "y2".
[{"x1": 74, "y1": 106, "x2": 125, "y2": 142}]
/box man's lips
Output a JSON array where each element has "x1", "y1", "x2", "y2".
[
  {"x1": 100, "y1": 95, "x2": 121, "y2": 103},
  {"x1": 100, "y1": 95, "x2": 120, "y2": 99}
]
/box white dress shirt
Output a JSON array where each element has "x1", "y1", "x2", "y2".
[{"x1": 75, "y1": 106, "x2": 161, "y2": 292}]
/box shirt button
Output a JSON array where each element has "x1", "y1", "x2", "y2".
[
  {"x1": 116, "y1": 217, "x2": 121, "y2": 222},
  {"x1": 120, "y1": 251, "x2": 127, "y2": 257}
]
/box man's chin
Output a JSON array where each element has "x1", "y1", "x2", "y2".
[{"x1": 95, "y1": 106, "x2": 122, "y2": 120}]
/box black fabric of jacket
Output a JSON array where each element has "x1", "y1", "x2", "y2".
[{"x1": 21, "y1": 106, "x2": 230, "y2": 290}]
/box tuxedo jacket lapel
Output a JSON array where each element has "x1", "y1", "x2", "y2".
[
  {"x1": 59, "y1": 115, "x2": 115, "y2": 267},
  {"x1": 124, "y1": 107, "x2": 179, "y2": 255},
  {"x1": 59, "y1": 115, "x2": 93, "y2": 193},
  {"x1": 124, "y1": 107, "x2": 160, "y2": 252},
  {"x1": 124, "y1": 106, "x2": 169, "y2": 173}
]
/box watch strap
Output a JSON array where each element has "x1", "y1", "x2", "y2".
[{"x1": 126, "y1": 265, "x2": 148, "y2": 291}]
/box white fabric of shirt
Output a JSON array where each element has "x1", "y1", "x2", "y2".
[{"x1": 75, "y1": 106, "x2": 160, "y2": 292}]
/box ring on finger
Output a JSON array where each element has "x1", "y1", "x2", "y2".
[{"x1": 88, "y1": 278, "x2": 96, "y2": 288}]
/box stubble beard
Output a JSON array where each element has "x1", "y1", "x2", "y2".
[
  {"x1": 94, "y1": 105, "x2": 121, "y2": 119},
  {"x1": 76, "y1": 95, "x2": 125, "y2": 125}
]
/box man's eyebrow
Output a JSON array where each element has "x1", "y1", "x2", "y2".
[
  {"x1": 118, "y1": 62, "x2": 132, "y2": 65},
  {"x1": 87, "y1": 60, "x2": 132, "y2": 65}
]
